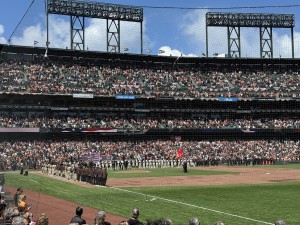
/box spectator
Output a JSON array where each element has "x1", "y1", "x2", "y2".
[
  {"x1": 14, "y1": 187, "x2": 23, "y2": 207},
  {"x1": 146, "y1": 218, "x2": 173, "y2": 225},
  {"x1": 4, "y1": 206, "x2": 20, "y2": 224},
  {"x1": 35, "y1": 213, "x2": 48, "y2": 225},
  {"x1": 0, "y1": 193, "x2": 6, "y2": 218},
  {"x1": 23, "y1": 212, "x2": 35, "y2": 225},
  {"x1": 18, "y1": 195, "x2": 32, "y2": 213},
  {"x1": 93, "y1": 211, "x2": 111, "y2": 225},
  {"x1": 12, "y1": 215, "x2": 29, "y2": 225},
  {"x1": 214, "y1": 221, "x2": 224, "y2": 225},
  {"x1": 128, "y1": 208, "x2": 143, "y2": 225},
  {"x1": 70, "y1": 206, "x2": 87, "y2": 225},
  {"x1": 189, "y1": 217, "x2": 200, "y2": 225},
  {"x1": 275, "y1": 219, "x2": 286, "y2": 225},
  {"x1": 119, "y1": 221, "x2": 129, "y2": 225}
]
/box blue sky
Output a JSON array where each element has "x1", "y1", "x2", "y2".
[{"x1": 1, "y1": 0, "x2": 300, "y2": 57}]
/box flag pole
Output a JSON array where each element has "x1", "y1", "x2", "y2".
[{"x1": 33, "y1": 41, "x2": 39, "y2": 61}]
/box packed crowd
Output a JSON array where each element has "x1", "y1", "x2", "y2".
[
  {"x1": 1, "y1": 113, "x2": 300, "y2": 129},
  {"x1": 0, "y1": 60, "x2": 299, "y2": 98},
  {"x1": 0, "y1": 139, "x2": 299, "y2": 171}
]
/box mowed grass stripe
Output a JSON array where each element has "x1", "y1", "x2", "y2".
[
  {"x1": 111, "y1": 186, "x2": 273, "y2": 225},
  {"x1": 108, "y1": 167, "x2": 237, "y2": 178},
  {"x1": 4, "y1": 169, "x2": 300, "y2": 225}
]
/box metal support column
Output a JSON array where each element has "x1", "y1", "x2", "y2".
[
  {"x1": 291, "y1": 27, "x2": 294, "y2": 58},
  {"x1": 107, "y1": 19, "x2": 120, "y2": 53},
  {"x1": 260, "y1": 27, "x2": 273, "y2": 58},
  {"x1": 205, "y1": 14, "x2": 208, "y2": 57},
  {"x1": 140, "y1": 22, "x2": 143, "y2": 55},
  {"x1": 70, "y1": 16, "x2": 85, "y2": 50},
  {"x1": 227, "y1": 26, "x2": 241, "y2": 58}
]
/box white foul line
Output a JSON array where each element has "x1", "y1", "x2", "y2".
[{"x1": 110, "y1": 186, "x2": 273, "y2": 225}]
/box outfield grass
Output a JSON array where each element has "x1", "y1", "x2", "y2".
[
  {"x1": 108, "y1": 167, "x2": 237, "y2": 178},
  {"x1": 4, "y1": 167, "x2": 300, "y2": 225},
  {"x1": 270, "y1": 163, "x2": 300, "y2": 169}
]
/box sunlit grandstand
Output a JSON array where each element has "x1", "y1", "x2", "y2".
[{"x1": 1, "y1": 1, "x2": 300, "y2": 225}]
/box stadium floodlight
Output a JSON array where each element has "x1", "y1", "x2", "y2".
[
  {"x1": 158, "y1": 49, "x2": 165, "y2": 54},
  {"x1": 147, "y1": 49, "x2": 152, "y2": 54},
  {"x1": 124, "y1": 47, "x2": 129, "y2": 52}
]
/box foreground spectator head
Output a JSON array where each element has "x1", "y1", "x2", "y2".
[
  {"x1": 214, "y1": 221, "x2": 224, "y2": 225},
  {"x1": 275, "y1": 219, "x2": 286, "y2": 225},
  {"x1": 70, "y1": 206, "x2": 86, "y2": 225},
  {"x1": 94, "y1": 210, "x2": 111, "y2": 225},
  {"x1": 119, "y1": 221, "x2": 129, "y2": 225},
  {"x1": 76, "y1": 207, "x2": 83, "y2": 216},
  {"x1": 36, "y1": 213, "x2": 48, "y2": 225},
  {"x1": 23, "y1": 212, "x2": 34, "y2": 223},
  {"x1": 4, "y1": 206, "x2": 20, "y2": 222},
  {"x1": 131, "y1": 208, "x2": 140, "y2": 219},
  {"x1": 12, "y1": 215, "x2": 27, "y2": 225},
  {"x1": 189, "y1": 217, "x2": 200, "y2": 225},
  {"x1": 128, "y1": 208, "x2": 143, "y2": 225},
  {"x1": 146, "y1": 218, "x2": 173, "y2": 225},
  {"x1": 98, "y1": 210, "x2": 106, "y2": 219}
]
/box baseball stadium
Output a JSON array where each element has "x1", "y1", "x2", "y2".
[{"x1": 0, "y1": 0, "x2": 300, "y2": 225}]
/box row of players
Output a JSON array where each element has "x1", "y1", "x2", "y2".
[{"x1": 41, "y1": 156, "x2": 275, "y2": 177}]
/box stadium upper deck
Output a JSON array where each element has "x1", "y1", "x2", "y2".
[
  {"x1": 1, "y1": 44, "x2": 300, "y2": 100},
  {"x1": 1, "y1": 44, "x2": 300, "y2": 141}
]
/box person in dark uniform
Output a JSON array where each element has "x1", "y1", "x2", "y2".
[
  {"x1": 70, "y1": 206, "x2": 87, "y2": 225},
  {"x1": 103, "y1": 168, "x2": 108, "y2": 186},
  {"x1": 0, "y1": 172, "x2": 4, "y2": 193},
  {"x1": 183, "y1": 160, "x2": 188, "y2": 173}
]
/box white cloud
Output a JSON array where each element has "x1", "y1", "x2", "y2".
[
  {"x1": 141, "y1": 19, "x2": 155, "y2": 54},
  {"x1": 120, "y1": 21, "x2": 143, "y2": 53},
  {"x1": 1, "y1": 15, "x2": 151, "y2": 54},
  {"x1": 47, "y1": 16, "x2": 70, "y2": 49},
  {"x1": 273, "y1": 32, "x2": 300, "y2": 58},
  {"x1": 11, "y1": 23, "x2": 45, "y2": 47},
  {"x1": 85, "y1": 18, "x2": 106, "y2": 51},
  {"x1": 0, "y1": 25, "x2": 4, "y2": 36},
  {"x1": 0, "y1": 24, "x2": 7, "y2": 44},
  {"x1": 158, "y1": 46, "x2": 197, "y2": 57}
]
